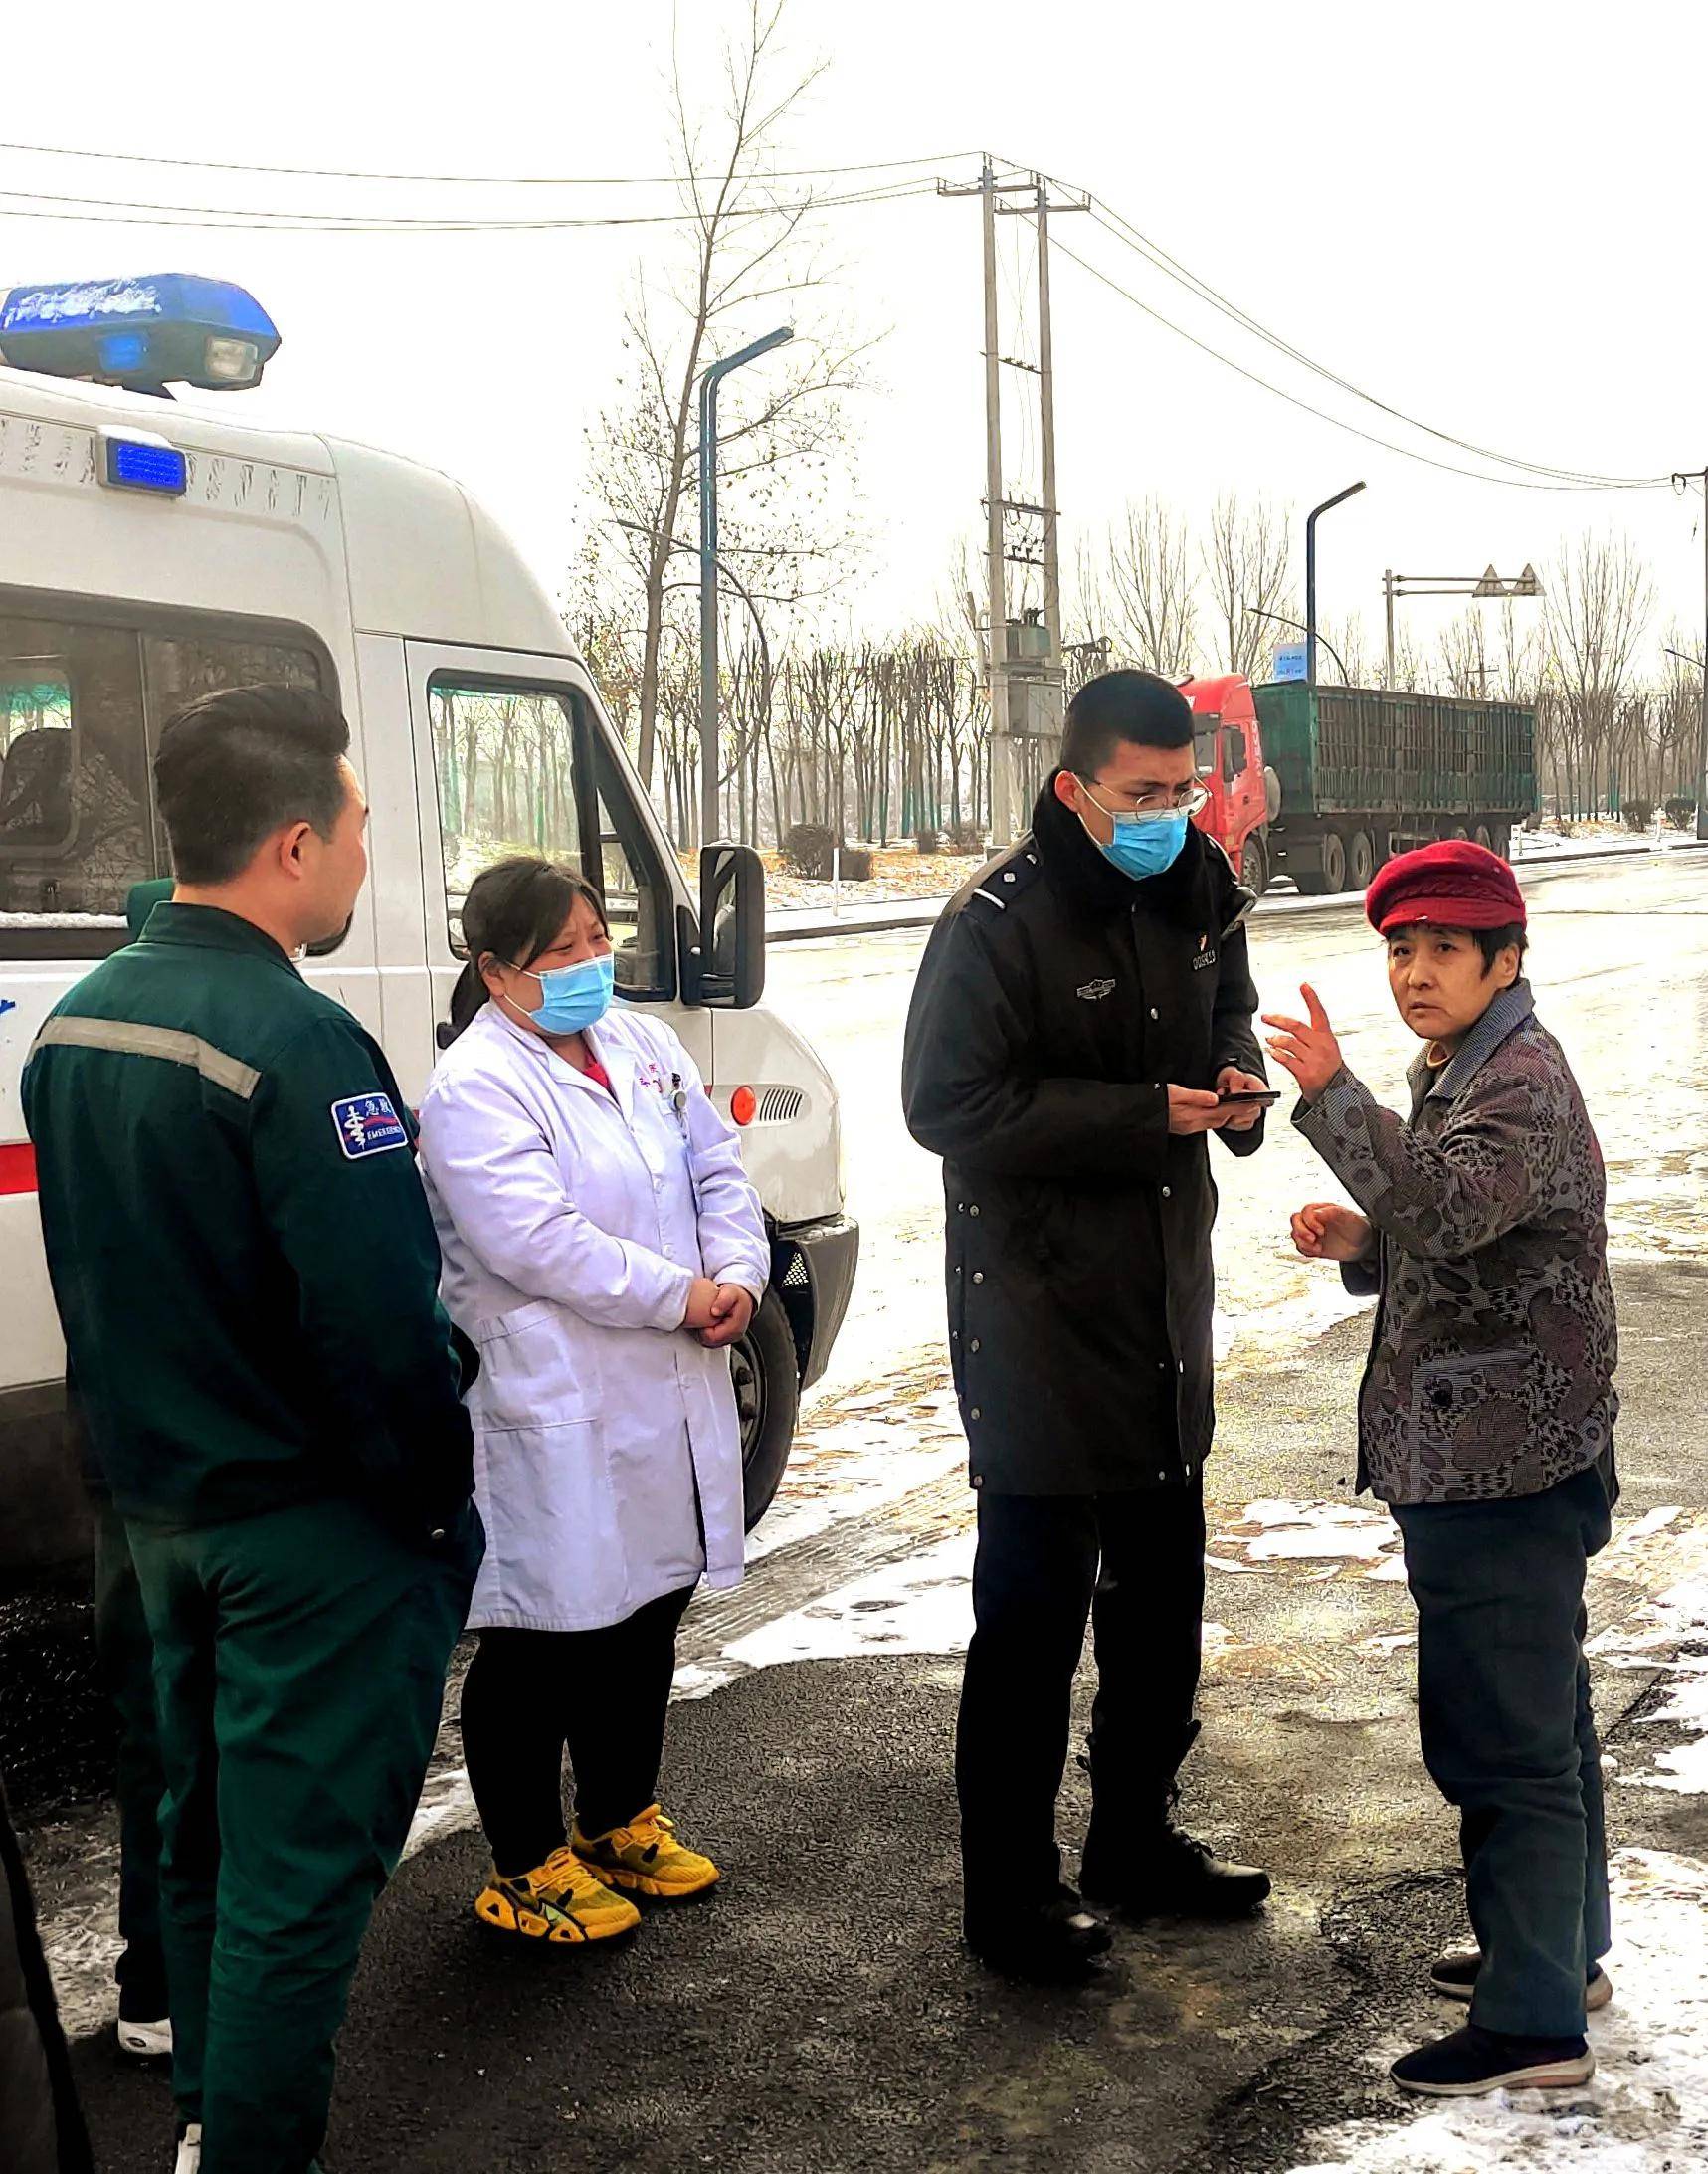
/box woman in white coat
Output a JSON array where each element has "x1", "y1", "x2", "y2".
[{"x1": 417, "y1": 856, "x2": 769, "y2": 1949}]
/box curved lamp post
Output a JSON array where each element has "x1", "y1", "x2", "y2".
[{"x1": 1305, "y1": 481, "x2": 1367, "y2": 688}]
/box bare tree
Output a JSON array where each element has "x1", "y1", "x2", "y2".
[
  {"x1": 1543, "y1": 535, "x2": 1654, "y2": 819},
  {"x1": 581, "y1": 1, "x2": 875, "y2": 796},
  {"x1": 1104, "y1": 499, "x2": 1198, "y2": 675},
  {"x1": 1202, "y1": 494, "x2": 1293, "y2": 678}
]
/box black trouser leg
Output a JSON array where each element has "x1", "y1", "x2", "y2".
[
  {"x1": 1394, "y1": 1466, "x2": 1613, "y2": 2039},
  {"x1": 958, "y1": 1494, "x2": 1100, "y2": 1914},
  {"x1": 564, "y1": 1587, "x2": 694, "y2": 1839},
  {"x1": 460, "y1": 1630, "x2": 575, "y2": 1878},
  {"x1": 461, "y1": 1589, "x2": 696, "y2": 1877},
  {"x1": 1084, "y1": 1480, "x2": 1207, "y2": 1829},
  {"x1": 92, "y1": 1494, "x2": 169, "y2": 2020}
]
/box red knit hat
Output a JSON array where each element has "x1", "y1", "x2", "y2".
[{"x1": 1365, "y1": 839, "x2": 1526, "y2": 936}]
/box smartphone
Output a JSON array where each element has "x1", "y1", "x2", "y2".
[{"x1": 1217, "y1": 1088, "x2": 1282, "y2": 1107}]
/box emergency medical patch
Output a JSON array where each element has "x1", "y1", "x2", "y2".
[{"x1": 330, "y1": 1093, "x2": 409, "y2": 1160}]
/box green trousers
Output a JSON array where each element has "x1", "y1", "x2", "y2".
[
  {"x1": 127, "y1": 1497, "x2": 475, "y2": 2174},
  {"x1": 92, "y1": 1496, "x2": 168, "y2": 2022}
]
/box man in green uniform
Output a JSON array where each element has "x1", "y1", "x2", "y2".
[{"x1": 22, "y1": 686, "x2": 479, "y2": 2174}]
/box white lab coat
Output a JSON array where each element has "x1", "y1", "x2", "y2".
[{"x1": 416, "y1": 1002, "x2": 770, "y2": 1634}]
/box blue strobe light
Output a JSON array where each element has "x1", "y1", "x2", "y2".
[
  {"x1": 0, "y1": 275, "x2": 281, "y2": 393},
  {"x1": 100, "y1": 430, "x2": 189, "y2": 496}
]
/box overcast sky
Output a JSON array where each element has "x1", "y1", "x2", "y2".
[{"x1": 5, "y1": 0, "x2": 1706, "y2": 671}]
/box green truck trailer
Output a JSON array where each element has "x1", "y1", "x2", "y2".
[{"x1": 1251, "y1": 679, "x2": 1538, "y2": 896}]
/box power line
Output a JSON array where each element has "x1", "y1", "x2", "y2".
[
  {"x1": 0, "y1": 176, "x2": 939, "y2": 235},
  {"x1": 1040, "y1": 219, "x2": 1666, "y2": 494},
  {"x1": 1082, "y1": 203, "x2": 1663, "y2": 489},
  {"x1": 994, "y1": 150, "x2": 1666, "y2": 492},
  {"x1": 0, "y1": 139, "x2": 974, "y2": 188}
]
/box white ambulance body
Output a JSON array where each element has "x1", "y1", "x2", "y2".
[{"x1": 0, "y1": 332, "x2": 855, "y2": 1571}]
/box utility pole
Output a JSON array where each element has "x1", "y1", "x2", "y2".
[
  {"x1": 1676, "y1": 469, "x2": 1708, "y2": 841},
  {"x1": 940, "y1": 160, "x2": 1087, "y2": 843},
  {"x1": 1036, "y1": 177, "x2": 1061, "y2": 663}
]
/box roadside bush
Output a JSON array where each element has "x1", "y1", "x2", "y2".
[
  {"x1": 946, "y1": 819, "x2": 986, "y2": 853},
  {"x1": 1665, "y1": 795, "x2": 1697, "y2": 832},
  {"x1": 914, "y1": 828, "x2": 942, "y2": 857},
  {"x1": 782, "y1": 823, "x2": 839, "y2": 880},
  {"x1": 1622, "y1": 797, "x2": 1655, "y2": 832},
  {"x1": 839, "y1": 847, "x2": 874, "y2": 882}
]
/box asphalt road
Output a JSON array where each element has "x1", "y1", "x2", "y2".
[{"x1": 24, "y1": 850, "x2": 1708, "y2": 2171}]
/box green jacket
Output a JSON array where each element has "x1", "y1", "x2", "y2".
[{"x1": 22, "y1": 902, "x2": 475, "y2": 1537}]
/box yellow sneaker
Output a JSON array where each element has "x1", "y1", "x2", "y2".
[
  {"x1": 572, "y1": 1804, "x2": 720, "y2": 1900},
  {"x1": 473, "y1": 1845, "x2": 642, "y2": 1944}
]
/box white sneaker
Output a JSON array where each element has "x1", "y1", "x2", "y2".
[
  {"x1": 117, "y1": 2014, "x2": 173, "y2": 2060},
  {"x1": 173, "y1": 2123, "x2": 202, "y2": 2173}
]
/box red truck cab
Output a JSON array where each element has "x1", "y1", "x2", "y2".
[{"x1": 1178, "y1": 673, "x2": 1276, "y2": 894}]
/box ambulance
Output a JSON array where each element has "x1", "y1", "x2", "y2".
[{"x1": 0, "y1": 275, "x2": 856, "y2": 1573}]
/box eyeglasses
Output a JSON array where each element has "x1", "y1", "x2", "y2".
[{"x1": 1078, "y1": 777, "x2": 1211, "y2": 823}]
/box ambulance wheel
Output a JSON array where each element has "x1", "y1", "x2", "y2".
[{"x1": 735, "y1": 1290, "x2": 801, "y2": 1531}]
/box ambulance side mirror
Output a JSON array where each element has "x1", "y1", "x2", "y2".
[{"x1": 695, "y1": 842, "x2": 765, "y2": 1010}]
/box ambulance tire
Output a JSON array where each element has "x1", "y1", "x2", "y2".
[{"x1": 735, "y1": 1290, "x2": 801, "y2": 1531}]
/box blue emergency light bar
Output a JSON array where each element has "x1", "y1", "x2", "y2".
[{"x1": 0, "y1": 275, "x2": 280, "y2": 394}]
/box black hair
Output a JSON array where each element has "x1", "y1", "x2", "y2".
[
  {"x1": 154, "y1": 684, "x2": 351, "y2": 887},
  {"x1": 1384, "y1": 920, "x2": 1530, "y2": 976},
  {"x1": 1060, "y1": 669, "x2": 1194, "y2": 777},
  {"x1": 447, "y1": 856, "x2": 608, "y2": 1040},
  {"x1": 1473, "y1": 922, "x2": 1529, "y2": 977}
]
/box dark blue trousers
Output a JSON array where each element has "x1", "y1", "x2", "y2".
[{"x1": 1392, "y1": 1464, "x2": 1613, "y2": 2039}]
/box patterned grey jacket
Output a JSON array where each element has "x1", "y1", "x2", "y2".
[{"x1": 1293, "y1": 981, "x2": 1618, "y2": 1506}]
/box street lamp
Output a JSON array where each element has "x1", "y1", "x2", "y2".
[
  {"x1": 1382, "y1": 564, "x2": 1542, "y2": 690},
  {"x1": 1305, "y1": 481, "x2": 1367, "y2": 688},
  {"x1": 698, "y1": 326, "x2": 794, "y2": 849}
]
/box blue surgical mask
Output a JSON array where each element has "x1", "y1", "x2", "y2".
[
  {"x1": 510, "y1": 952, "x2": 615, "y2": 1035},
  {"x1": 1078, "y1": 784, "x2": 1192, "y2": 881}
]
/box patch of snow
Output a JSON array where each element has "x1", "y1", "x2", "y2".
[
  {"x1": 1286, "y1": 1849, "x2": 1708, "y2": 2174},
  {"x1": 1214, "y1": 1498, "x2": 1404, "y2": 1577},
  {"x1": 719, "y1": 1530, "x2": 975, "y2": 1678}
]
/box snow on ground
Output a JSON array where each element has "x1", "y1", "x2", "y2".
[
  {"x1": 1284, "y1": 1850, "x2": 1708, "y2": 2174},
  {"x1": 1210, "y1": 1497, "x2": 1406, "y2": 1580},
  {"x1": 1589, "y1": 1514, "x2": 1708, "y2": 1798}
]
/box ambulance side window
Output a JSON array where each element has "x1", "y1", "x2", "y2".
[
  {"x1": 0, "y1": 600, "x2": 326, "y2": 960},
  {"x1": 427, "y1": 677, "x2": 673, "y2": 1000}
]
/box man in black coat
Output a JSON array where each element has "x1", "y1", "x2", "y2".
[{"x1": 902, "y1": 670, "x2": 1273, "y2": 1980}]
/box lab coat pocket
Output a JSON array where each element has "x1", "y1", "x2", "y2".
[
  {"x1": 474, "y1": 1301, "x2": 594, "y2": 1430},
  {"x1": 477, "y1": 1417, "x2": 620, "y2": 1616}
]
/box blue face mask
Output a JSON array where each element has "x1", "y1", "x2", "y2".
[
  {"x1": 1078, "y1": 783, "x2": 1192, "y2": 881},
  {"x1": 511, "y1": 952, "x2": 615, "y2": 1035}
]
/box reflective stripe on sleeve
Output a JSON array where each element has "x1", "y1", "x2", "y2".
[{"x1": 31, "y1": 1016, "x2": 262, "y2": 1100}]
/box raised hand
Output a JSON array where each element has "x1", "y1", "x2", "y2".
[{"x1": 1261, "y1": 983, "x2": 1344, "y2": 1101}]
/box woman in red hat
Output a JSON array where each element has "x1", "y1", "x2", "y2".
[{"x1": 1264, "y1": 840, "x2": 1619, "y2": 2100}]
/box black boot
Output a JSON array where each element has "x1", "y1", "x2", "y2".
[
  {"x1": 1079, "y1": 1772, "x2": 1270, "y2": 1921},
  {"x1": 1080, "y1": 1821, "x2": 1271, "y2": 1920},
  {"x1": 964, "y1": 1881, "x2": 1115, "y2": 1984}
]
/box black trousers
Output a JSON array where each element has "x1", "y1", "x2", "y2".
[
  {"x1": 459, "y1": 1586, "x2": 695, "y2": 1878},
  {"x1": 958, "y1": 1483, "x2": 1207, "y2": 1909},
  {"x1": 1393, "y1": 1465, "x2": 1613, "y2": 2038}
]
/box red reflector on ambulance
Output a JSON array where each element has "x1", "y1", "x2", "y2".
[{"x1": 0, "y1": 1143, "x2": 38, "y2": 1194}]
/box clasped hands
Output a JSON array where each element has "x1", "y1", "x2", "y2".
[{"x1": 683, "y1": 1277, "x2": 754, "y2": 1348}]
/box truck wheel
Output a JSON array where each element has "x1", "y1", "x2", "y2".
[
  {"x1": 733, "y1": 1288, "x2": 802, "y2": 1531},
  {"x1": 1347, "y1": 830, "x2": 1376, "y2": 891},
  {"x1": 1319, "y1": 831, "x2": 1348, "y2": 894},
  {"x1": 1240, "y1": 834, "x2": 1269, "y2": 895},
  {"x1": 1473, "y1": 823, "x2": 1494, "y2": 853}
]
